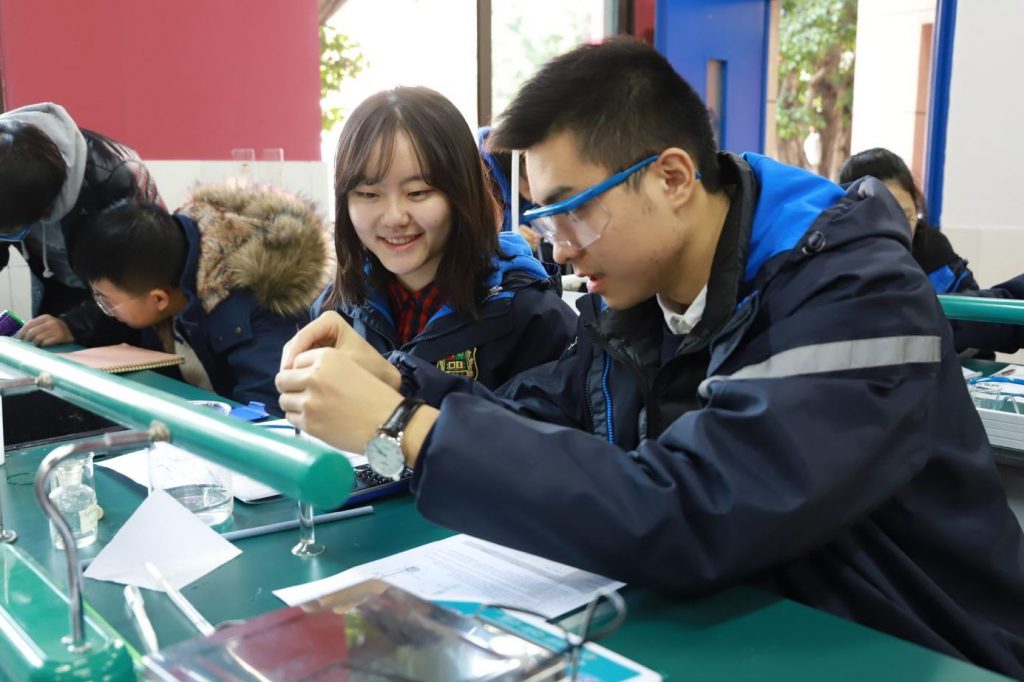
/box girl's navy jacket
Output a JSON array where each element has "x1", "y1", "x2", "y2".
[{"x1": 314, "y1": 231, "x2": 577, "y2": 390}]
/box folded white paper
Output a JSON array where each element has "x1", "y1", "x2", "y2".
[{"x1": 84, "y1": 488, "x2": 241, "y2": 590}]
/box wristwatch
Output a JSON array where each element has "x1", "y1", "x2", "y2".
[{"x1": 365, "y1": 397, "x2": 425, "y2": 480}]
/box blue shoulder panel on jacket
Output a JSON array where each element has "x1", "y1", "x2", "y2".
[
  {"x1": 426, "y1": 233, "x2": 549, "y2": 325},
  {"x1": 489, "y1": 232, "x2": 551, "y2": 283},
  {"x1": 742, "y1": 153, "x2": 846, "y2": 283},
  {"x1": 928, "y1": 264, "x2": 957, "y2": 294}
]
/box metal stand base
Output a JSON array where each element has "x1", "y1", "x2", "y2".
[
  {"x1": 290, "y1": 539, "x2": 325, "y2": 557},
  {"x1": 0, "y1": 528, "x2": 16, "y2": 544}
]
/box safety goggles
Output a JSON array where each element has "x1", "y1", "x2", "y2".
[{"x1": 520, "y1": 155, "x2": 659, "y2": 251}]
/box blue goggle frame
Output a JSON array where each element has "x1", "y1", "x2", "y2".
[{"x1": 521, "y1": 155, "x2": 661, "y2": 223}]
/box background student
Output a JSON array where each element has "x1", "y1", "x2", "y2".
[
  {"x1": 74, "y1": 185, "x2": 332, "y2": 414},
  {"x1": 312, "y1": 86, "x2": 576, "y2": 389},
  {"x1": 278, "y1": 39, "x2": 1024, "y2": 678},
  {"x1": 841, "y1": 147, "x2": 1024, "y2": 354},
  {"x1": 0, "y1": 102, "x2": 161, "y2": 347},
  {"x1": 478, "y1": 126, "x2": 571, "y2": 281}
]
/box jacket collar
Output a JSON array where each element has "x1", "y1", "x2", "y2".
[
  {"x1": 173, "y1": 214, "x2": 203, "y2": 326},
  {"x1": 580, "y1": 152, "x2": 757, "y2": 356},
  {"x1": 347, "y1": 231, "x2": 552, "y2": 338}
]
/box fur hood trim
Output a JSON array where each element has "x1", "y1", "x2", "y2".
[{"x1": 177, "y1": 184, "x2": 334, "y2": 317}]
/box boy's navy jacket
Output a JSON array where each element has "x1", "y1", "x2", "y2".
[
  {"x1": 142, "y1": 185, "x2": 332, "y2": 414},
  {"x1": 314, "y1": 231, "x2": 576, "y2": 390},
  {"x1": 393, "y1": 152, "x2": 1024, "y2": 677}
]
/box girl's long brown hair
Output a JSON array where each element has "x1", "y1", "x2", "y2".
[{"x1": 326, "y1": 86, "x2": 501, "y2": 316}]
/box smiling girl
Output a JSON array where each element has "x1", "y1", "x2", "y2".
[{"x1": 314, "y1": 86, "x2": 576, "y2": 389}]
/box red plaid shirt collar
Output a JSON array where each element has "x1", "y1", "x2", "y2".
[{"x1": 387, "y1": 279, "x2": 444, "y2": 345}]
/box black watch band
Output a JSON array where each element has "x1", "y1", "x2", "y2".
[{"x1": 380, "y1": 397, "x2": 425, "y2": 438}]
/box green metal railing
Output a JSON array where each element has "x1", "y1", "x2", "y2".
[
  {"x1": 938, "y1": 295, "x2": 1024, "y2": 325},
  {"x1": 0, "y1": 338, "x2": 353, "y2": 509}
]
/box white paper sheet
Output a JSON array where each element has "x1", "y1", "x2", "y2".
[
  {"x1": 274, "y1": 534, "x2": 625, "y2": 619},
  {"x1": 97, "y1": 443, "x2": 282, "y2": 503},
  {"x1": 962, "y1": 365, "x2": 982, "y2": 380},
  {"x1": 84, "y1": 488, "x2": 241, "y2": 590}
]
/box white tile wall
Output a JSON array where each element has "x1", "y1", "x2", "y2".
[
  {"x1": 146, "y1": 160, "x2": 333, "y2": 216},
  {"x1": 0, "y1": 248, "x2": 33, "y2": 319}
]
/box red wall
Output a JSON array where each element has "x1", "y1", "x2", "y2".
[{"x1": 0, "y1": 0, "x2": 322, "y2": 160}]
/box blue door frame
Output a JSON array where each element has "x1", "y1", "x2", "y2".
[
  {"x1": 924, "y1": 0, "x2": 956, "y2": 227},
  {"x1": 654, "y1": 0, "x2": 956, "y2": 224},
  {"x1": 655, "y1": 0, "x2": 771, "y2": 154}
]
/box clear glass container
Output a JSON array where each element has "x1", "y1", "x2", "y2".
[{"x1": 47, "y1": 452, "x2": 99, "y2": 550}]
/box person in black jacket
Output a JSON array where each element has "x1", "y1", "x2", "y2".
[
  {"x1": 840, "y1": 147, "x2": 1024, "y2": 354},
  {"x1": 0, "y1": 102, "x2": 161, "y2": 347},
  {"x1": 312, "y1": 87, "x2": 575, "y2": 390},
  {"x1": 278, "y1": 39, "x2": 1024, "y2": 677}
]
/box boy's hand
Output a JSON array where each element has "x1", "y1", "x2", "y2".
[
  {"x1": 17, "y1": 315, "x2": 74, "y2": 346},
  {"x1": 276, "y1": 347, "x2": 436, "y2": 465},
  {"x1": 280, "y1": 312, "x2": 400, "y2": 390}
]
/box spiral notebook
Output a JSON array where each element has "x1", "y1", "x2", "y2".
[{"x1": 56, "y1": 343, "x2": 184, "y2": 374}]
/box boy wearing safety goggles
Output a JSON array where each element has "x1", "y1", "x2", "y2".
[{"x1": 277, "y1": 38, "x2": 1024, "y2": 678}]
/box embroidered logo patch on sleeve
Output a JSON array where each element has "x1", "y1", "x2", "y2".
[{"x1": 436, "y1": 347, "x2": 479, "y2": 379}]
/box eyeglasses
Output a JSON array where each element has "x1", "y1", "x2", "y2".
[
  {"x1": 521, "y1": 155, "x2": 661, "y2": 251},
  {"x1": 92, "y1": 289, "x2": 147, "y2": 317},
  {"x1": 0, "y1": 224, "x2": 35, "y2": 242}
]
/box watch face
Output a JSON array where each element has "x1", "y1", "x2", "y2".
[{"x1": 365, "y1": 434, "x2": 405, "y2": 480}]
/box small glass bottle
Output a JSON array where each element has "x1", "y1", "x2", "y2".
[{"x1": 48, "y1": 453, "x2": 99, "y2": 550}]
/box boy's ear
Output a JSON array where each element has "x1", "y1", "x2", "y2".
[
  {"x1": 653, "y1": 147, "x2": 700, "y2": 209},
  {"x1": 150, "y1": 287, "x2": 173, "y2": 313}
]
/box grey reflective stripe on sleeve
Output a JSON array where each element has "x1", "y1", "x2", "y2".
[{"x1": 698, "y1": 335, "x2": 941, "y2": 398}]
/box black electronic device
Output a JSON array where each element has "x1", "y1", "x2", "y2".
[{"x1": 342, "y1": 465, "x2": 414, "y2": 507}]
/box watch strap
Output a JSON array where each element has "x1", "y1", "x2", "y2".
[{"x1": 380, "y1": 397, "x2": 425, "y2": 438}]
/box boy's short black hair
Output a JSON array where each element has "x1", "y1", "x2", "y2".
[
  {"x1": 75, "y1": 202, "x2": 186, "y2": 294},
  {"x1": 489, "y1": 37, "x2": 721, "y2": 192},
  {"x1": 0, "y1": 120, "x2": 68, "y2": 233}
]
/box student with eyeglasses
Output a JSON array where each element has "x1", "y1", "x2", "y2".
[
  {"x1": 276, "y1": 38, "x2": 1024, "y2": 677},
  {"x1": 72, "y1": 185, "x2": 333, "y2": 414},
  {"x1": 0, "y1": 102, "x2": 161, "y2": 347}
]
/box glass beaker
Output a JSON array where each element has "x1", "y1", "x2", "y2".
[
  {"x1": 231, "y1": 148, "x2": 256, "y2": 186},
  {"x1": 47, "y1": 452, "x2": 99, "y2": 550},
  {"x1": 148, "y1": 442, "x2": 234, "y2": 526}
]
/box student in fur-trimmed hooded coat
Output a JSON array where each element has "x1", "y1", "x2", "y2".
[{"x1": 73, "y1": 184, "x2": 333, "y2": 414}]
